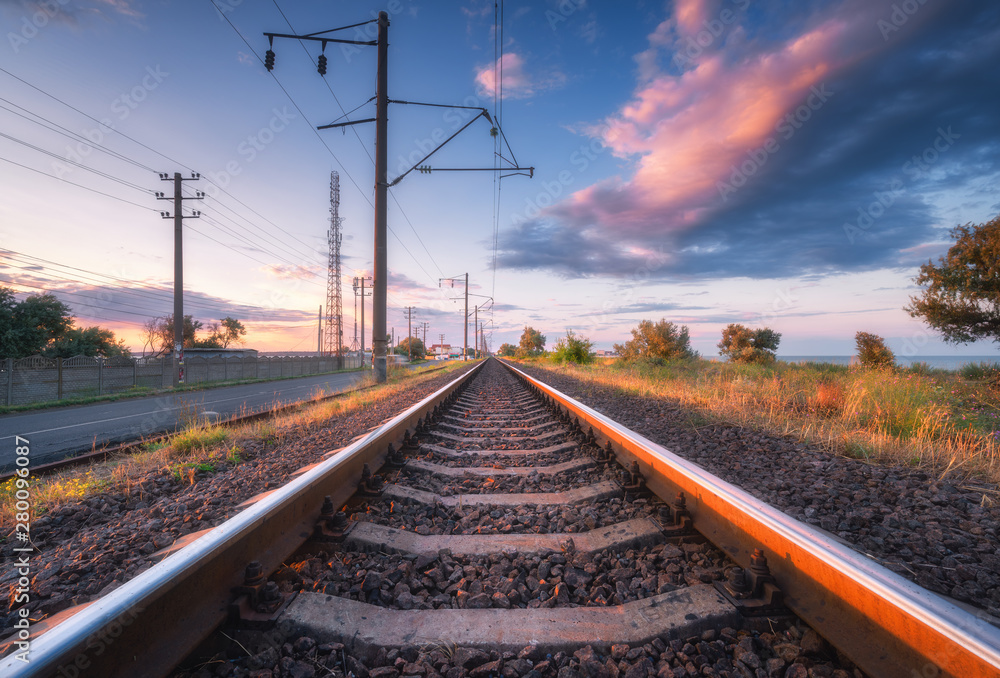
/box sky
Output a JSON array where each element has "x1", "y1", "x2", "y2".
[{"x1": 1, "y1": 0, "x2": 999, "y2": 359}]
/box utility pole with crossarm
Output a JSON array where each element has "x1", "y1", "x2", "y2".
[
  {"x1": 262, "y1": 13, "x2": 532, "y2": 382},
  {"x1": 156, "y1": 172, "x2": 202, "y2": 387}
]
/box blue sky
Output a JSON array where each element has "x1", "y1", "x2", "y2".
[{"x1": 1, "y1": 0, "x2": 998, "y2": 359}]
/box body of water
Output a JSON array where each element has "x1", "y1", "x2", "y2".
[{"x1": 778, "y1": 356, "x2": 1000, "y2": 370}]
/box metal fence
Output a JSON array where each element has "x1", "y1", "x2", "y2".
[{"x1": 0, "y1": 354, "x2": 363, "y2": 407}]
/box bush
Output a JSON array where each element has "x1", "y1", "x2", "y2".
[
  {"x1": 614, "y1": 319, "x2": 697, "y2": 362},
  {"x1": 718, "y1": 324, "x2": 781, "y2": 364},
  {"x1": 497, "y1": 343, "x2": 517, "y2": 357},
  {"x1": 959, "y1": 361, "x2": 1000, "y2": 381},
  {"x1": 395, "y1": 337, "x2": 425, "y2": 359},
  {"x1": 855, "y1": 331, "x2": 895, "y2": 369},
  {"x1": 552, "y1": 331, "x2": 594, "y2": 364}
]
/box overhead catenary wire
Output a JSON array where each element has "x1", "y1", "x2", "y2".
[
  {"x1": 212, "y1": 1, "x2": 444, "y2": 288},
  {"x1": 269, "y1": 0, "x2": 448, "y2": 283}
]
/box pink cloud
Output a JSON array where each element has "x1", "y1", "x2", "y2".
[
  {"x1": 475, "y1": 52, "x2": 564, "y2": 99},
  {"x1": 550, "y1": 5, "x2": 892, "y2": 237},
  {"x1": 674, "y1": 0, "x2": 714, "y2": 38}
]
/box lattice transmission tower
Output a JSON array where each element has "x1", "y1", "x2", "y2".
[{"x1": 324, "y1": 171, "x2": 344, "y2": 356}]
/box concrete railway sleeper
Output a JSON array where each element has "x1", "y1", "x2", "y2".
[{"x1": 2, "y1": 359, "x2": 998, "y2": 678}]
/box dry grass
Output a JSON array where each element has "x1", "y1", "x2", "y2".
[
  {"x1": 522, "y1": 358, "x2": 1000, "y2": 483},
  {"x1": 0, "y1": 361, "x2": 469, "y2": 529}
]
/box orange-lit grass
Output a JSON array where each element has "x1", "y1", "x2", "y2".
[
  {"x1": 522, "y1": 358, "x2": 1000, "y2": 484},
  {"x1": 0, "y1": 361, "x2": 469, "y2": 529}
]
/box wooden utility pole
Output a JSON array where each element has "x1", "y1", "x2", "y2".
[
  {"x1": 372, "y1": 12, "x2": 389, "y2": 382},
  {"x1": 156, "y1": 172, "x2": 202, "y2": 387},
  {"x1": 265, "y1": 10, "x2": 533, "y2": 377}
]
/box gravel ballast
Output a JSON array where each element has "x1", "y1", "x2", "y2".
[
  {"x1": 0, "y1": 365, "x2": 476, "y2": 632},
  {"x1": 511, "y1": 362, "x2": 1000, "y2": 622}
]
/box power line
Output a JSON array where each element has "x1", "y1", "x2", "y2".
[
  {"x1": 0, "y1": 67, "x2": 322, "y2": 270},
  {"x1": 270, "y1": 0, "x2": 446, "y2": 280},
  {"x1": 0, "y1": 130, "x2": 152, "y2": 193},
  {"x1": 0, "y1": 97, "x2": 156, "y2": 172},
  {"x1": 0, "y1": 249, "x2": 306, "y2": 318},
  {"x1": 0, "y1": 155, "x2": 158, "y2": 212}
]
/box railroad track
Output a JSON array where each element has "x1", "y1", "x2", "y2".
[{"x1": 3, "y1": 359, "x2": 999, "y2": 678}]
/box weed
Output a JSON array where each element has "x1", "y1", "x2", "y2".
[
  {"x1": 533, "y1": 357, "x2": 999, "y2": 481},
  {"x1": 172, "y1": 426, "x2": 228, "y2": 455}
]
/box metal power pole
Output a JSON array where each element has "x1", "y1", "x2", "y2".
[
  {"x1": 421, "y1": 321, "x2": 428, "y2": 349},
  {"x1": 317, "y1": 305, "x2": 323, "y2": 353},
  {"x1": 474, "y1": 304, "x2": 479, "y2": 359},
  {"x1": 156, "y1": 172, "x2": 202, "y2": 387},
  {"x1": 405, "y1": 307, "x2": 413, "y2": 360},
  {"x1": 353, "y1": 276, "x2": 372, "y2": 366},
  {"x1": 464, "y1": 273, "x2": 468, "y2": 360},
  {"x1": 325, "y1": 171, "x2": 344, "y2": 358}
]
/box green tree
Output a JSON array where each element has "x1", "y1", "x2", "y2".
[
  {"x1": 614, "y1": 319, "x2": 696, "y2": 362},
  {"x1": 517, "y1": 326, "x2": 546, "y2": 357},
  {"x1": 552, "y1": 330, "x2": 594, "y2": 364},
  {"x1": 0, "y1": 288, "x2": 74, "y2": 358},
  {"x1": 718, "y1": 324, "x2": 781, "y2": 364},
  {"x1": 497, "y1": 342, "x2": 517, "y2": 357},
  {"x1": 906, "y1": 215, "x2": 1000, "y2": 344},
  {"x1": 394, "y1": 336, "x2": 426, "y2": 359},
  {"x1": 214, "y1": 317, "x2": 247, "y2": 348},
  {"x1": 44, "y1": 326, "x2": 131, "y2": 359},
  {"x1": 855, "y1": 331, "x2": 895, "y2": 369},
  {"x1": 152, "y1": 314, "x2": 203, "y2": 352}
]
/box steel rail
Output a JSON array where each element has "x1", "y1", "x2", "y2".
[
  {"x1": 501, "y1": 360, "x2": 1000, "y2": 678},
  {"x1": 1, "y1": 362, "x2": 484, "y2": 678},
  {"x1": 0, "y1": 364, "x2": 451, "y2": 482}
]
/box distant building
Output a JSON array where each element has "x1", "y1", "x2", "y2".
[{"x1": 429, "y1": 343, "x2": 453, "y2": 356}]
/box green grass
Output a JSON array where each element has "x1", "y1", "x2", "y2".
[
  {"x1": 171, "y1": 426, "x2": 228, "y2": 455},
  {"x1": 515, "y1": 356, "x2": 1000, "y2": 481}
]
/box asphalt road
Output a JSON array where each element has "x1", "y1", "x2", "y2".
[{"x1": 0, "y1": 370, "x2": 372, "y2": 472}]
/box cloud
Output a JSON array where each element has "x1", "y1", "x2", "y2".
[
  {"x1": 498, "y1": 1, "x2": 1000, "y2": 281},
  {"x1": 262, "y1": 263, "x2": 324, "y2": 281},
  {"x1": 475, "y1": 52, "x2": 565, "y2": 99}
]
